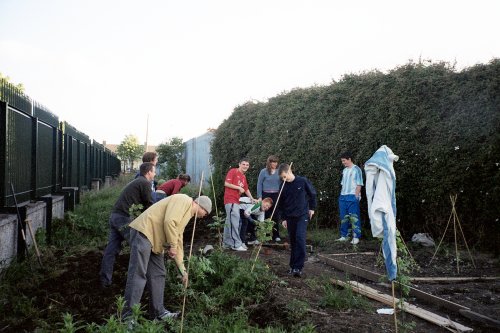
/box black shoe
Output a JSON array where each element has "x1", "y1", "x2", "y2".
[{"x1": 292, "y1": 268, "x2": 302, "y2": 277}]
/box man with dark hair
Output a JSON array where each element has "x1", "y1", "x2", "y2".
[
  {"x1": 223, "y1": 158, "x2": 257, "y2": 251},
  {"x1": 99, "y1": 162, "x2": 156, "y2": 288},
  {"x1": 156, "y1": 174, "x2": 191, "y2": 200},
  {"x1": 136, "y1": 151, "x2": 158, "y2": 199},
  {"x1": 336, "y1": 151, "x2": 364, "y2": 245},
  {"x1": 277, "y1": 163, "x2": 316, "y2": 277}
]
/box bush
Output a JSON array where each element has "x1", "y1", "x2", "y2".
[{"x1": 211, "y1": 59, "x2": 500, "y2": 251}]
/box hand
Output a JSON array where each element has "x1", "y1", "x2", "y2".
[
  {"x1": 309, "y1": 210, "x2": 314, "y2": 219},
  {"x1": 238, "y1": 186, "x2": 245, "y2": 194},
  {"x1": 181, "y1": 272, "x2": 189, "y2": 287},
  {"x1": 281, "y1": 220, "x2": 288, "y2": 229},
  {"x1": 167, "y1": 246, "x2": 177, "y2": 258}
]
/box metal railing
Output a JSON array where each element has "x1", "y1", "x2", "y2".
[{"x1": 0, "y1": 79, "x2": 121, "y2": 207}]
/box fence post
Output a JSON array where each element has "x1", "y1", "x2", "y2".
[
  {"x1": 0, "y1": 102, "x2": 6, "y2": 207},
  {"x1": 31, "y1": 117, "x2": 38, "y2": 200}
]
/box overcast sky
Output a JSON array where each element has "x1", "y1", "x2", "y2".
[{"x1": 1, "y1": 0, "x2": 498, "y2": 145}]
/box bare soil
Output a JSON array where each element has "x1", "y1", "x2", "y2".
[{"x1": 1, "y1": 221, "x2": 499, "y2": 332}]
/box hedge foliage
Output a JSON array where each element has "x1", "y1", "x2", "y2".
[{"x1": 210, "y1": 59, "x2": 500, "y2": 250}]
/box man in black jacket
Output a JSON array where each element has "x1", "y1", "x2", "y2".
[
  {"x1": 99, "y1": 162, "x2": 156, "y2": 287},
  {"x1": 277, "y1": 163, "x2": 316, "y2": 277}
]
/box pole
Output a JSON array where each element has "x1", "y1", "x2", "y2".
[
  {"x1": 10, "y1": 183, "x2": 31, "y2": 264},
  {"x1": 180, "y1": 171, "x2": 204, "y2": 333}
]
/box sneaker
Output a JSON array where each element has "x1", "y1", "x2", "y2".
[
  {"x1": 232, "y1": 245, "x2": 247, "y2": 252},
  {"x1": 247, "y1": 240, "x2": 260, "y2": 245},
  {"x1": 241, "y1": 244, "x2": 248, "y2": 250},
  {"x1": 351, "y1": 237, "x2": 359, "y2": 245},
  {"x1": 157, "y1": 310, "x2": 179, "y2": 320},
  {"x1": 336, "y1": 236, "x2": 348, "y2": 242},
  {"x1": 274, "y1": 237, "x2": 281, "y2": 242},
  {"x1": 292, "y1": 268, "x2": 302, "y2": 277}
]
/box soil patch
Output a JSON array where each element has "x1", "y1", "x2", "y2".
[{"x1": 1, "y1": 221, "x2": 498, "y2": 332}]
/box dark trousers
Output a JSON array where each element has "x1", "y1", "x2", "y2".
[
  {"x1": 263, "y1": 191, "x2": 281, "y2": 239},
  {"x1": 286, "y1": 213, "x2": 309, "y2": 270},
  {"x1": 100, "y1": 212, "x2": 131, "y2": 285},
  {"x1": 239, "y1": 211, "x2": 257, "y2": 243}
]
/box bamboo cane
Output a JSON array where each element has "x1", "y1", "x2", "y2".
[
  {"x1": 207, "y1": 160, "x2": 222, "y2": 249},
  {"x1": 392, "y1": 280, "x2": 398, "y2": 333},
  {"x1": 25, "y1": 220, "x2": 43, "y2": 268},
  {"x1": 180, "y1": 171, "x2": 204, "y2": 333}
]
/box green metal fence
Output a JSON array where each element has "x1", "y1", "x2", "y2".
[{"x1": 0, "y1": 78, "x2": 121, "y2": 208}]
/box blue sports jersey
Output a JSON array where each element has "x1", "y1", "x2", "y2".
[{"x1": 340, "y1": 165, "x2": 363, "y2": 195}]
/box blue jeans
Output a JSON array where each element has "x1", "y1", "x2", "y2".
[
  {"x1": 339, "y1": 195, "x2": 361, "y2": 238},
  {"x1": 100, "y1": 212, "x2": 131, "y2": 285},
  {"x1": 286, "y1": 214, "x2": 308, "y2": 270}
]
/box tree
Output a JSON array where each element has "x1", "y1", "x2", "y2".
[
  {"x1": 116, "y1": 134, "x2": 144, "y2": 171},
  {"x1": 156, "y1": 137, "x2": 185, "y2": 179}
]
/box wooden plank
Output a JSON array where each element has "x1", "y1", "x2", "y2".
[
  {"x1": 263, "y1": 243, "x2": 313, "y2": 252},
  {"x1": 318, "y1": 254, "x2": 470, "y2": 313},
  {"x1": 318, "y1": 253, "x2": 382, "y2": 282},
  {"x1": 411, "y1": 276, "x2": 500, "y2": 283},
  {"x1": 327, "y1": 252, "x2": 376, "y2": 256},
  {"x1": 459, "y1": 309, "x2": 500, "y2": 330},
  {"x1": 332, "y1": 279, "x2": 473, "y2": 333}
]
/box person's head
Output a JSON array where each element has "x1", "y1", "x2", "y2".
[
  {"x1": 238, "y1": 158, "x2": 250, "y2": 173},
  {"x1": 340, "y1": 151, "x2": 354, "y2": 167},
  {"x1": 178, "y1": 174, "x2": 191, "y2": 186},
  {"x1": 266, "y1": 155, "x2": 279, "y2": 174},
  {"x1": 142, "y1": 152, "x2": 158, "y2": 166},
  {"x1": 278, "y1": 163, "x2": 294, "y2": 182},
  {"x1": 261, "y1": 197, "x2": 273, "y2": 211},
  {"x1": 193, "y1": 196, "x2": 212, "y2": 218},
  {"x1": 140, "y1": 162, "x2": 156, "y2": 181}
]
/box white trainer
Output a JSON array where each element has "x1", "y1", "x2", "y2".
[
  {"x1": 336, "y1": 237, "x2": 348, "y2": 242},
  {"x1": 351, "y1": 237, "x2": 359, "y2": 245},
  {"x1": 232, "y1": 245, "x2": 247, "y2": 252}
]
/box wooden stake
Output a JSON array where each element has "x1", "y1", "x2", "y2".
[
  {"x1": 208, "y1": 161, "x2": 222, "y2": 249},
  {"x1": 25, "y1": 220, "x2": 43, "y2": 268},
  {"x1": 180, "y1": 171, "x2": 204, "y2": 333},
  {"x1": 392, "y1": 281, "x2": 398, "y2": 333}
]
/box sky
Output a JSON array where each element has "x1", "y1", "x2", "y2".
[{"x1": 0, "y1": 0, "x2": 499, "y2": 145}]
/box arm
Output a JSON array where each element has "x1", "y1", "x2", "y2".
[
  {"x1": 355, "y1": 166, "x2": 364, "y2": 200},
  {"x1": 244, "y1": 189, "x2": 256, "y2": 202},
  {"x1": 141, "y1": 180, "x2": 154, "y2": 210},
  {"x1": 225, "y1": 181, "x2": 245, "y2": 193},
  {"x1": 256, "y1": 169, "x2": 265, "y2": 199},
  {"x1": 305, "y1": 178, "x2": 317, "y2": 219}
]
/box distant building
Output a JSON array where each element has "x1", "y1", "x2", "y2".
[{"x1": 185, "y1": 129, "x2": 215, "y2": 185}]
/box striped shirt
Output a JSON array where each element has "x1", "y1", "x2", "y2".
[{"x1": 340, "y1": 165, "x2": 363, "y2": 195}]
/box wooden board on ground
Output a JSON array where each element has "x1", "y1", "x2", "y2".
[{"x1": 332, "y1": 279, "x2": 473, "y2": 333}]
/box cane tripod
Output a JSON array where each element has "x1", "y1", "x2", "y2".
[{"x1": 429, "y1": 194, "x2": 475, "y2": 273}]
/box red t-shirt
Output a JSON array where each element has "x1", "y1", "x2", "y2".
[
  {"x1": 223, "y1": 168, "x2": 248, "y2": 204},
  {"x1": 158, "y1": 179, "x2": 184, "y2": 196}
]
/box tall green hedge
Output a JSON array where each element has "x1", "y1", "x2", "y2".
[{"x1": 211, "y1": 60, "x2": 500, "y2": 251}]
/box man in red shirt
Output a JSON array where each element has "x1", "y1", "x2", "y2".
[
  {"x1": 156, "y1": 174, "x2": 191, "y2": 200},
  {"x1": 223, "y1": 158, "x2": 256, "y2": 251}
]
